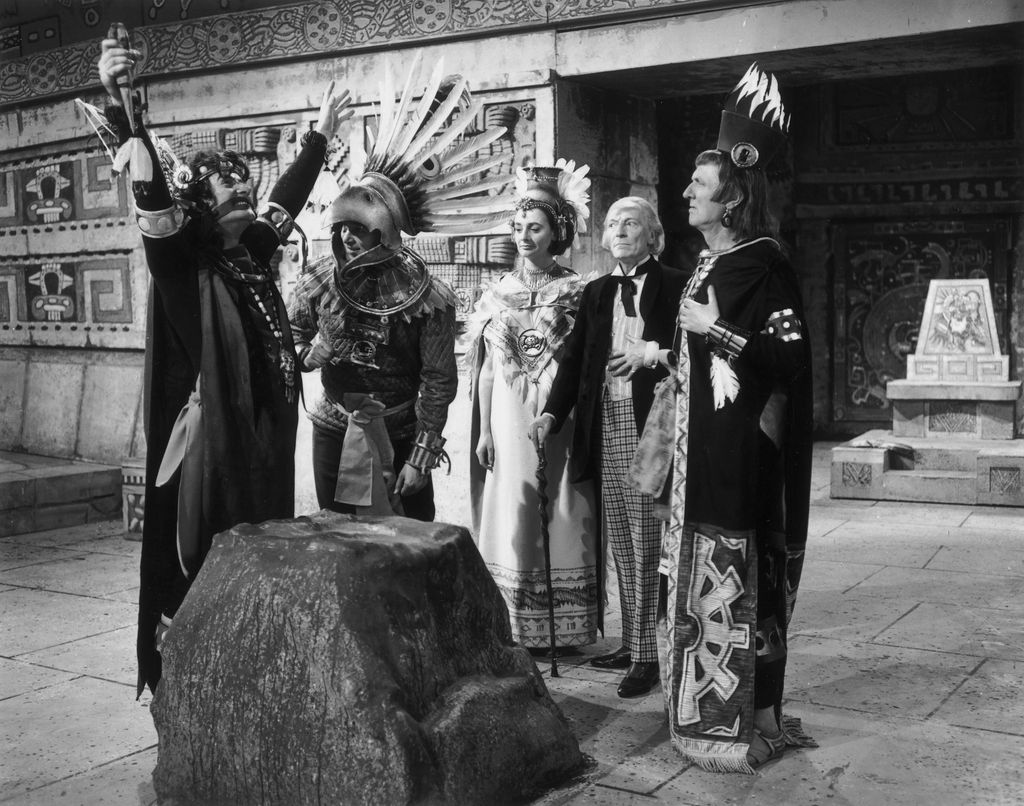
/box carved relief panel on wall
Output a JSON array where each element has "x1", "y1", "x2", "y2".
[
  {"x1": 0, "y1": 123, "x2": 288, "y2": 349},
  {"x1": 2, "y1": 93, "x2": 537, "y2": 346},
  {"x1": 831, "y1": 218, "x2": 1010, "y2": 425}
]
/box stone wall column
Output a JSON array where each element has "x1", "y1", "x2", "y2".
[{"x1": 553, "y1": 78, "x2": 659, "y2": 278}]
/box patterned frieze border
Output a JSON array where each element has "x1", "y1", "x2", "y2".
[
  {"x1": 0, "y1": 250, "x2": 145, "y2": 349},
  {"x1": 0, "y1": 0, "x2": 696, "y2": 109}
]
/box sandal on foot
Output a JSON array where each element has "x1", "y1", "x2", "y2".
[{"x1": 747, "y1": 727, "x2": 786, "y2": 769}]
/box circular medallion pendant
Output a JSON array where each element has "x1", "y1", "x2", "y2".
[{"x1": 518, "y1": 329, "x2": 547, "y2": 358}]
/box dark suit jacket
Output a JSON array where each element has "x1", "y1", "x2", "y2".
[{"x1": 543, "y1": 256, "x2": 687, "y2": 483}]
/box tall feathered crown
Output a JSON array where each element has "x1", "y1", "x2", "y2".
[
  {"x1": 512, "y1": 158, "x2": 591, "y2": 251},
  {"x1": 717, "y1": 62, "x2": 790, "y2": 169},
  {"x1": 326, "y1": 51, "x2": 515, "y2": 249}
]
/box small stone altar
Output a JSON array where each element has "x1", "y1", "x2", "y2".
[
  {"x1": 150, "y1": 512, "x2": 584, "y2": 806},
  {"x1": 832, "y1": 279, "x2": 1023, "y2": 506}
]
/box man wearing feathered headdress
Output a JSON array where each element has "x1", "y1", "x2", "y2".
[
  {"x1": 530, "y1": 195, "x2": 687, "y2": 699},
  {"x1": 663, "y1": 63, "x2": 815, "y2": 771},
  {"x1": 288, "y1": 55, "x2": 514, "y2": 519},
  {"x1": 94, "y1": 33, "x2": 352, "y2": 697}
]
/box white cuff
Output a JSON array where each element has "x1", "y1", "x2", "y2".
[{"x1": 643, "y1": 340, "x2": 660, "y2": 368}]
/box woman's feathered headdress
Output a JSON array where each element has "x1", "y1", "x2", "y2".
[
  {"x1": 325, "y1": 51, "x2": 516, "y2": 249},
  {"x1": 512, "y1": 158, "x2": 591, "y2": 250}
]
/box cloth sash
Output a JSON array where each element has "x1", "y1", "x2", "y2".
[
  {"x1": 332, "y1": 393, "x2": 412, "y2": 515},
  {"x1": 154, "y1": 377, "x2": 204, "y2": 579}
]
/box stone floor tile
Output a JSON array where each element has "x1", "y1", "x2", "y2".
[
  {"x1": 2, "y1": 519, "x2": 126, "y2": 549},
  {"x1": 848, "y1": 565, "x2": 1024, "y2": 610},
  {"x1": 808, "y1": 522, "x2": 947, "y2": 568},
  {"x1": 0, "y1": 541, "x2": 84, "y2": 572},
  {"x1": 551, "y1": 679, "x2": 663, "y2": 752},
  {"x1": 100, "y1": 585, "x2": 141, "y2": 604},
  {"x1": 926, "y1": 544, "x2": 1024, "y2": 577},
  {"x1": 928, "y1": 524, "x2": 1024, "y2": 549},
  {"x1": 859, "y1": 501, "x2": 974, "y2": 527},
  {"x1": 591, "y1": 722, "x2": 689, "y2": 796},
  {"x1": 0, "y1": 657, "x2": 77, "y2": 701},
  {"x1": 651, "y1": 703, "x2": 1024, "y2": 806},
  {"x1": 0, "y1": 588, "x2": 136, "y2": 656},
  {"x1": 537, "y1": 782, "x2": 678, "y2": 805},
  {"x1": 874, "y1": 602, "x2": 1024, "y2": 661},
  {"x1": 6, "y1": 747, "x2": 158, "y2": 806},
  {"x1": 789, "y1": 590, "x2": 921, "y2": 644},
  {"x1": 804, "y1": 515, "x2": 849, "y2": 538},
  {"x1": 62, "y1": 535, "x2": 141, "y2": 558},
  {"x1": 0, "y1": 677, "x2": 156, "y2": 802},
  {"x1": 17, "y1": 625, "x2": 137, "y2": 687},
  {"x1": 961, "y1": 509, "x2": 1024, "y2": 533},
  {"x1": 0, "y1": 550, "x2": 140, "y2": 597},
  {"x1": 930, "y1": 658, "x2": 1024, "y2": 736},
  {"x1": 797, "y1": 559, "x2": 882, "y2": 593},
  {"x1": 786, "y1": 636, "x2": 977, "y2": 720}
]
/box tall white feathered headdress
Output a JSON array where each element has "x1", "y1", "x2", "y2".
[
  {"x1": 324, "y1": 51, "x2": 516, "y2": 249},
  {"x1": 717, "y1": 62, "x2": 790, "y2": 169},
  {"x1": 512, "y1": 158, "x2": 591, "y2": 251}
]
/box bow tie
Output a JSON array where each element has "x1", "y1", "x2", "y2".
[{"x1": 610, "y1": 262, "x2": 650, "y2": 317}]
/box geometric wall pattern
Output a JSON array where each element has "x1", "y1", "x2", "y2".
[{"x1": 0, "y1": 0, "x2": 685, "y2": 108}]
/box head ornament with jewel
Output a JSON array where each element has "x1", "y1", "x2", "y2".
[
  {"x1": 511, "y1": 159, "x2": 591, "y2": 254},
  {"x1": 716, "y1": 62, "x2": 790, "y2": 169}
]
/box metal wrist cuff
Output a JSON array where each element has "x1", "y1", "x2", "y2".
[
  {"x1": 300, "y1": 129, "x2": 329, "y2": 150},
  {"x1": 406, "y1": 430, "x2": 450, "y2": 474},
  {"x1": 260, "y1": 201, "x2": 295, "y2": 242},
  {"x1": 706, "y1": 318, "x2": 749, "y2": 358},
  {"x1": 135, "y1": 204, "x2": 186, "y2": 238}
]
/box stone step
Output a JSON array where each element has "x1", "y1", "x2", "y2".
[
  {"x1": 830, "y1": 432, "x2": 1024, "y2": 507},
  {"x1": 0, "y1": 451, "x2": 121, "y2": 537},
  {"x1": 887, "y1": 446, "x2": 977, "y2": 472},
  {"x1": 880, "y1": 469, "x2": 977, "y2": 506}
]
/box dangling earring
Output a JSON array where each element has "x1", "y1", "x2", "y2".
[{"x1": 722, "y1": 207, "x2": 734, "y2": 228}]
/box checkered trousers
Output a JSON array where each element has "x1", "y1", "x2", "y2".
[{"x1": 601, "y1": 394, "x2": 662, "y2": 663}]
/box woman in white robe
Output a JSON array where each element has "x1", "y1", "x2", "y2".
[{"x1": 467, "y1": 163, "x2": 599, "y2": 650}]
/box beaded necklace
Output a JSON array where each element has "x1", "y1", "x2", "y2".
[
  {"x1": 516, "y1": 262, "x2": 559, "y2": 291},
  {"x1": 247, "y1": 283, "x2": 297, "y2": 404},
  {"x1": 214, "y1": 254, "x2": 297, "y2": 404}
]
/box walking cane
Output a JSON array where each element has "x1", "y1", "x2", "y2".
[{"x1": 535, "y1": 442, "x2": 560, "y2": 678}]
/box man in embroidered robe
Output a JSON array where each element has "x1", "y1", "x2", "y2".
[
  {"x1": 530, "y1": 197, "x2": 686, "y2": 698},
  {"x1": 662, "y1": 62, "x2": 815, "y2": 772},
  {"x1": 97, "y1": 37, "x2": 352, "y2": 695}
]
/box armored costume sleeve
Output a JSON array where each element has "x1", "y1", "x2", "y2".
[{"x1": 414, "y1": 302, "x2": 458, "y2": 435}]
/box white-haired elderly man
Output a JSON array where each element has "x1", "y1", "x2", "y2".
[{"x1": 529, "y1": 196, "x2": 686, "y2": 698}]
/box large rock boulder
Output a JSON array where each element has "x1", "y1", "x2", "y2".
[{"x1": 150, "y1": 512, "x2": 583, "y2": 805}]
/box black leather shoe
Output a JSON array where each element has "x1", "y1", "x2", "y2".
[
  {"x1": 589, "y1": 646, "x2": 631, "y2": 670},
  {"x1": 617, "y1": 661, "x2": 659, "y2": 698}
]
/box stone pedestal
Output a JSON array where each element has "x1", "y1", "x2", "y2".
[
  {"x1": 832, "y1": 279, "x2": 1022, "y2": 506},
  {"x1": 151, "y1": 511, "x2": 584, "y2": 806}
]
